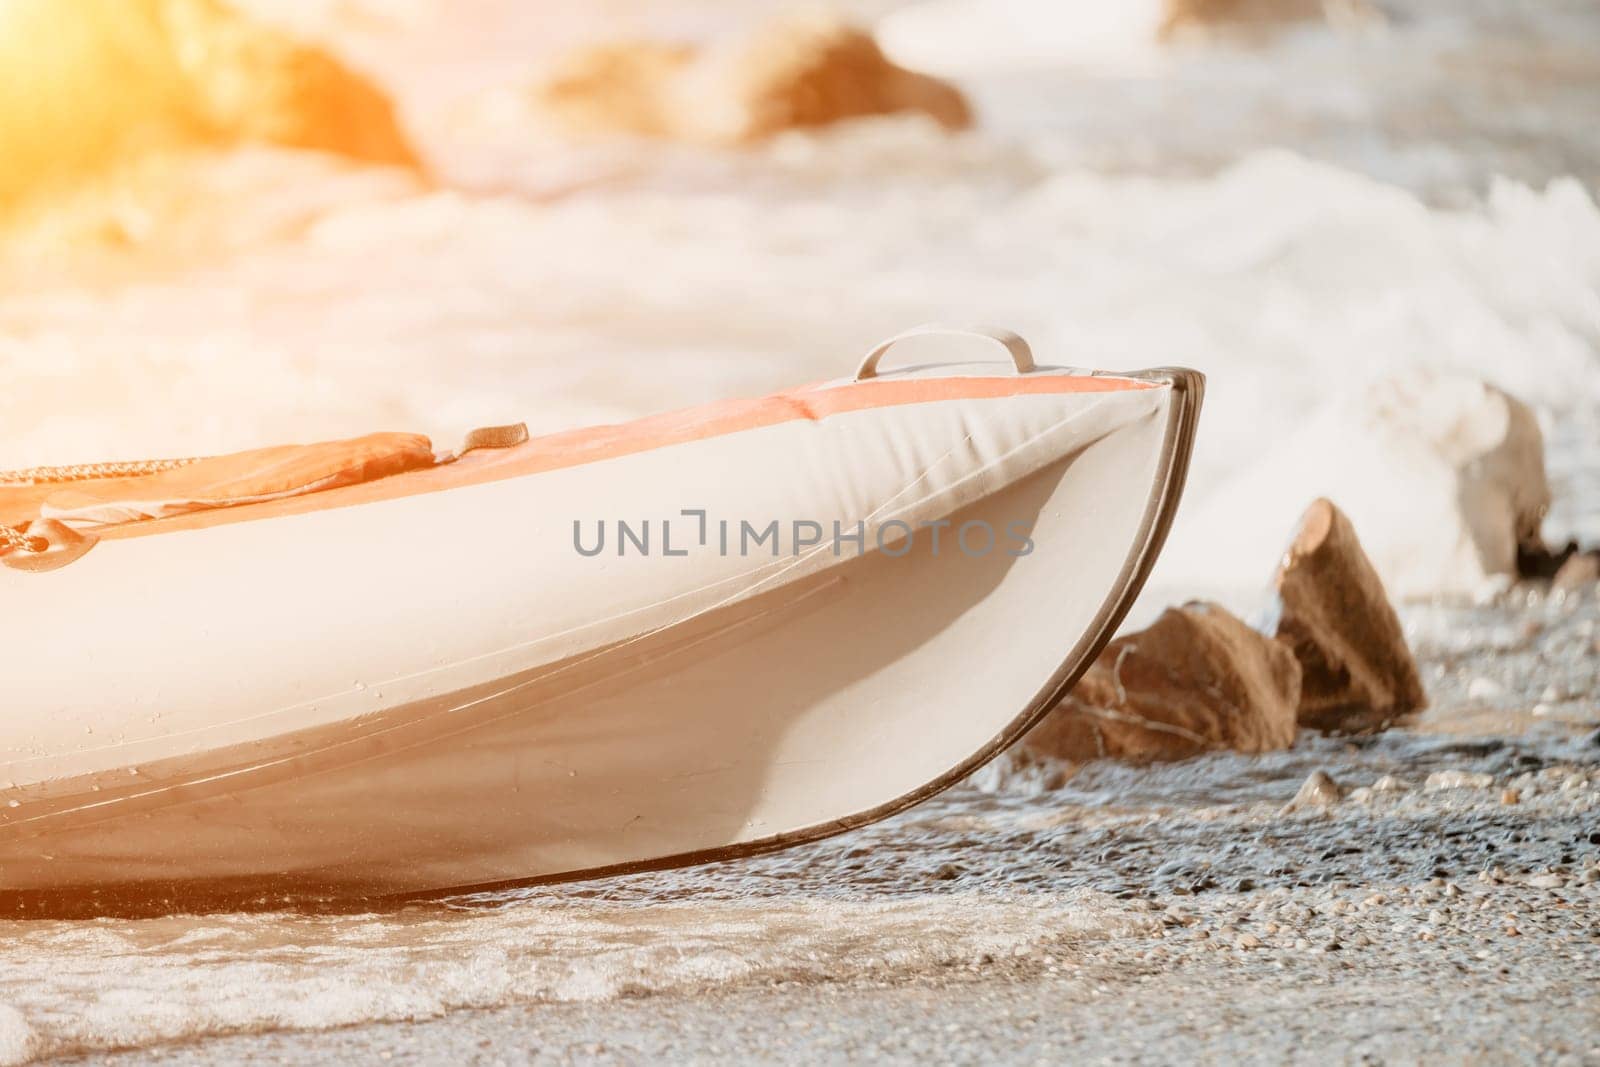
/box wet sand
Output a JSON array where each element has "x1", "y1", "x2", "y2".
[
  {"x1": 63, "y1": 941, "x2": 1600, "y2": 1065},
  {"x1": 61, "y1": 771, "x2": 1600, "y2": 1063}
]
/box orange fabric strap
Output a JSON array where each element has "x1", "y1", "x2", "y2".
[{"x1": 1, "y1": 433, "x2": 435, "y2": 530}]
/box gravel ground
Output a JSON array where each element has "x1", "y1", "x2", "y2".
[
  {"x1": 63, "y1": 851, "x2": 1600, "y2": 1065},
  {"x1": 57, "y1": 586, "x2": 1600, "y2": 1065}
]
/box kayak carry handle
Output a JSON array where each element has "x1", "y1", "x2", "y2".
[{"x1": 855, "y1": 324, "x2": 1036, "y2": 381}]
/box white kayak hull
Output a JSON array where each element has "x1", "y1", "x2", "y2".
[{"x1": 0, "y1": 351, "x2": 1201, "y2": 914}]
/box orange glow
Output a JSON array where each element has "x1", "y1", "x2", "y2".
[{"x1": 0, "y1": 0, "x2": 413, "y2": 214}]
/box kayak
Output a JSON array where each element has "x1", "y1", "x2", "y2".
[{"x1": 0, "y1": 326, "x2": 1202, "y2": 914}]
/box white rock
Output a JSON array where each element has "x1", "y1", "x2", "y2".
[
  {"x1": 1467, "y1": 677, "x2": 1505, "y2": 701},
  {"x1": 1425, "y1": 770, "x2": 1495, "y2": 791},
  {"x1": 1154, "y1": 371, "x2": 1551, "y2": 601}
]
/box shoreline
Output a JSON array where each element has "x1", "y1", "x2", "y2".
[
  {"x1": 63, "y1": 845, "x2": 1600, "y2": 1063},
  {"x1": 44, "y1": 585, "x2": 1600, "y2": 1064}
]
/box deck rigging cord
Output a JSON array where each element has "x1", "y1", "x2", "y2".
[{"x1": 0, "y1": 456, "x2": 201, "y2": 557}]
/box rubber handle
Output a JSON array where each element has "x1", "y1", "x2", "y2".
[{"x1": 855, "y1": 324, "x2": 1036, "y2": 381}]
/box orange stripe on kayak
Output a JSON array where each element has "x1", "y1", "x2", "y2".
[{"x1": 95, "y1": 372, "x2": 1156, "y2": 541}]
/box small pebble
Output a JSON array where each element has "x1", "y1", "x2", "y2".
[
  {"x1": 1426, "y1": 770, "x2": 1495, "y2": 791},
  {"x1": 1283, "y1": 770, "x2": 1344, "y2": 812},
  {"x1": 1466, "y1": 677, "x2": 1504, "y2": 701},
  {"x1": 1500, "y1": 787, "x2": 1521, "y2": 805}
]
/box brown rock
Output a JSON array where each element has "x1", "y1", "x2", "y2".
[
  {"x1": 1019, "y1": 602, "x2": 1301, "y2": 764},
  {"x1": 0, "y1": 0, "x2": 415, "y2": 209},
  {"x1": 166, "y1": 0, "x2": 416, "y2": 167},
  {"x1": 534, "y1": 40, "x2": 697, "y2": 142},
  {"x1": 1160, "y1": 0, "x2": 1378, "y2": 38},
  {"x1": 535, "y1": 13, "x2": 971, "y2": 145},
  {"x1": 1517, "y1": 538, "x2": 1579, "y2": 579},
  {"x1": 1269, "y1": 499, "x2": 1426, "y2": 733},
  {"x1": 1551, "y1": 551, "x2": 1600, "y2": 591}
]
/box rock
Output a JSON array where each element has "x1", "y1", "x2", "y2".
[
  {"x1": 1517, "y1": 539, "x2": 1581, "y2": 580},
  {"x1": 1466, "y1": 677, "x2": 1505, "y2": 702},
  {"x1": 1371, "y1": 775, "x2": 1406, "y2": 793},
  {"x1": 1266, "y1": 499, "x2": 1427, "y2": 732},
  {"x1": 875, "y1": 0, "x2": 1376, "y2": 77},
  {"x1": 1018, "y1": 602, "x2": 1301, "y2": 763},
  {"x1": 1500, "y1": 787, "x2": 1521, "y2": 805},
  {"x1": 1425, "y1": 770, "x2": 1495, "y2": 791},
  {"x1": 1283, "y1": 769, "x2": 1344, "y2": 812},
  {"x1": 534, "y1": 13, "x2": 971, "y2": 145},
  {"x1": 1157, "y1": 372, "x2": 1553, "y2": 600},
  {"x1": 1160, "y1": 0, "x2": 1379, "y2": 39},
  {"x1": 166, "y1": 0, "x2": 416, "y2": 166},
  {"x1": 0, "y1": 0, "x2": 416, "y2": 209},
  {"x1": 1551, "y1": 551, "x2": 1600, "y2": 591}
]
